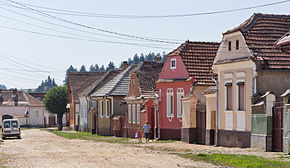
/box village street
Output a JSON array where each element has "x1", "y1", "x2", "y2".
[{"x1": 0, "y1": 129, "x2": 215, "y2": 168}]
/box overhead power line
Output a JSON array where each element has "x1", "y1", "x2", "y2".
[
  {"x1": 4, "y1": 0, "x2": 290, "y2": 19},
  {"x1": 0, "y1": 25, "x2": 172, "y2": 49},
  {"x1": 3, "y1": 0, "x2": 181, "y2": 44}
]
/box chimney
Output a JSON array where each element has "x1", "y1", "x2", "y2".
[
  {"x1": 12, "y1": 88, "x2": 18, "y2": 106},
  {"x1": 154, "y1": 56, "x2": 162, "y2": 63},
  {"x1": 121, "y1": 61, "x2": 128, "y2": 70}
]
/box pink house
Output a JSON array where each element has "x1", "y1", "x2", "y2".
[{"x1": 156, "y1": 41, "x2": 219, "y2": 140}]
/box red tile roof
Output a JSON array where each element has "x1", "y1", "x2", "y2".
[
  {"x1": 224, "y1": 13, "x2": 290, "y2": 70},
  {"x1": 276, "y1": 31, "x2": 290, "y2": 54},
  {"x1": 136, "y1": 61, "x2": 163, "y2": 96},
  {"x1": 68, "y1": 72, "x2": 107, "y2": 102},
  {"x1": 168, "y1": 41, "x2": 220, "y2": 86}
]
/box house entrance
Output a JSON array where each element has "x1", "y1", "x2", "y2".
[{"x1": 272, "y1": 102, "x2": 283, "y2": 152}]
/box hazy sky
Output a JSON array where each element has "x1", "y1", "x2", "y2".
[{"x1": 0, "y1": 0, "x2": 289, "y2": 89}]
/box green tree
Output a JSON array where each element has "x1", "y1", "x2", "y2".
[
  {"x1": 43, "y1": 86, "x2": 67, "y2": 131},
  {"x1": 64, "y1": 65, "x2": 78, "y2": 85},
  {"x1": 89, "y1": 64, "x2": 95, "y2": 72},
  {"x1": 79, "y1": 65, "x2": 87, "y2": 72},
  {"x1": 100, "y1": 65, "x2": 105, "y2": 72},
  {"x1": 0, "y1": 84, "x2": 7, "y2": 90},
  {"x1": 133, "y1": 54, "x2": 140, "y2": 63},
  {"x1": 34, "y1": 76, "x2": 57, "y2": 93},
  {"x1": 106, "y1": 61, "x2": 115, "y2": 71}
]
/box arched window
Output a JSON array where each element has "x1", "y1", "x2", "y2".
[
  {"x1": 166, "y1": 88, "x2": 174, "y2": 117},
  {"x1": 177, "y1": 88, "x2": 184, "y2": 118}
]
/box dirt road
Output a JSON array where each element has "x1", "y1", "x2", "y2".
[{"x1": 0, "y1": 129, "x2": 214, "y2": 168}]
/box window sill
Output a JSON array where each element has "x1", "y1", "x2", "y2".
[
  {"x1": 235, "y1": 110, "x2": 245, "y2": 113},
  {"x1": 224, "y1": 110, "x2": 233, "y2": 113}
]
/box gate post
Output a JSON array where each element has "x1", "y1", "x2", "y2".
[
  {"x1": 281, "y1": 89, "x2": 290, "y2": 154},
  {"x1": 264, "y1": 93, "x2": 275, "y2": 151}
]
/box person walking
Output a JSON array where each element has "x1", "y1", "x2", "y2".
[
  {"x1": 143, "y1": 121, "x2": 151, "y2": 143},
  {"x1": 137, "y1": 128, "x2": 142, "y2": 143}
]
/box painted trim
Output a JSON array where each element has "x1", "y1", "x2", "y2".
[
  {"x1": 166, "y1": 88, "x2": 174, "y2": 118},
  {"x1": 236, "y1": 78, "x2": 245, "y2": 111},
  {"x1": 128, "y1": 104, "x2": 131, "y2": 123},
  {"x1": 132, "y1": 104, "x2": 136, "y2": 124},
  {"x1": 177, "y1": 88, "x2": 184, "y2": 118},
  {"x1": 105, "y1": 100, "x2": 110, "y2": 118},
  {"x1": 100, "y1": 100, "x2": 103, "y2": 118},
  {"x1": 236, "y1": 72, "x2": 245, "y2": 78},
  {"x1": 170, "y1": 58, "x2": 177, "y2": 70},
  {"x1": 224, "y1": 80, "x2": 233, "y2": 111},
  {"x1": 224, "y1": 73, "x2": 233, "y2": 79},
  {"x1": 137, "y1": 104, "x2": 140, "y2": 124}
]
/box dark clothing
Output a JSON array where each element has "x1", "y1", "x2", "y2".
[{"x1": 145, "y1": 133, "x2": 150, "y2": 138}]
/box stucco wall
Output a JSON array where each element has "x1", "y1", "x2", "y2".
[
  {"x1": 193, "y1": 86, "x2": 209, "y2": 105},
  {"x1": 0, "y1": 106, "x2": 45, "y2": 126},
  {"x1": 156, "y1": 81, "x2": 192, "y2": 130},
  {"x1": 159, "y1": 55, "x2": 189, "y2": 80},
  {"x1": 213, "y1": 60, "x2": 255, "y2": 132},
  {"x1": 256, "y1": 71, "x2": 290, "y2": 96}
]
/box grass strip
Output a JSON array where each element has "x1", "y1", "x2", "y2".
[
  {"x1": 177, "y1": 153, "x2": 290, "y2": 168},
  {"x1": 47, "y1": 129, "x2": 136, "y2": 144},
  {"x1": 47, "y1": 129, "x2": 177, "y2": 144}
]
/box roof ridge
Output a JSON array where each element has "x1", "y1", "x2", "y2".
[
  {"x1": 79, "y1": 70, "x2": 117, "y2": 96},
  {"x1": 108, "y1": 63, "x2": 138, "y2": 96},
  {"x1": 224, "y1": 13, "x2": 290, "y2": 35}
]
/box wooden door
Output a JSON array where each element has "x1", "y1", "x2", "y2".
[{"x1": 272, "y1": 102, "x2": 283, "y2": 152}]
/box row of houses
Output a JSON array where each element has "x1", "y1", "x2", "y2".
[
  {"x1": 67, "y1": 13, "x2": 290, "y2": 154},
  {"x1": 0, "y1": 89, "x2": 61, "y2": 127}
]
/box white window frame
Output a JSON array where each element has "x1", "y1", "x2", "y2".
[
  {"x1": 128, "y1": 104, "x2": 131, "y2": 123},
  {"x1": 132, "y1": 104, "x2": 136, "y2": 123},
  {"x1": 137, "y1": 104, "x2": 140, "y2": 124},
  {"x1": 177, "y1": 88, "x2": 184, "y2": 118},
  {"x1": 105, "y1": 100, "x2": 110, "y2": 118},
  {"x1": 236, "y1": 79, "x2": 245, "y2": 112},
  {"x1": 166, "y1": 88, "x2": 174, "y2": 118},
  {"x1": 224, "y1": 80, "x2": 233, "y2": 111},
  {"x1": 100, "y1": 100, "x2": 103, "y2": 118},
  {"x1": 170, "y1": 58, "x2": 176, "y2": 69}
]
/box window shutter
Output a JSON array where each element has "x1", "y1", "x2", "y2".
[
  {"x1": 238, "y1": 84, "x2": 245, "y2": 110},
  {"x1": 227, "y1": 86, "x2": 232, "y2": 110}
]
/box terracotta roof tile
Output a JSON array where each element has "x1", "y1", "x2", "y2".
[
  {"x1": 136, "y1": 61, "x2": 163, "y2": 96},
  {"x1": 168, "y1": 41, "x2": 220, "y2": 86},
  {"x1": 68, "y1": 72, "x2": 107, "y2": 101},
  {"x1": 224, "y1": 13, "x2": 290, "y2": 70},
  {"x1": 79, "y1": 70, "x2": 120, "y2": 96},
  {"x1": 0, "y1": 90, "x2": 43, "y2": 107}
]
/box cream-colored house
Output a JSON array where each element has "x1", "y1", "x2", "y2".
[
  {"x1": 0, "y1": 89, "x2": 47, "y2": 127},
  {"x1": 212, "y1": 13, "x2": 290, "y2": 148}
]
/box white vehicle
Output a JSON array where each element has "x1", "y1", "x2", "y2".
[{"x1": 2, "y1": 119, "x2": 21, "y2": 139}]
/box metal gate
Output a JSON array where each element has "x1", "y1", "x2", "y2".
[{"x1": 272, "y1": 102, "x2": 283, "y2": 152}]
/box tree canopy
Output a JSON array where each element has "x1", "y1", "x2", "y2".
[
  {"x1": 43, "y1": 86, "x2": 67, "y2": 130},
  {"x1": 63, "y1": 51, "x2": 166, "y2": 85},
  {"x1": 33, "y1": 76, "x2": 57, "y2": 93},
  {"x1": 0, "y1": 84, "x2": 7, "y2": 90}
]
